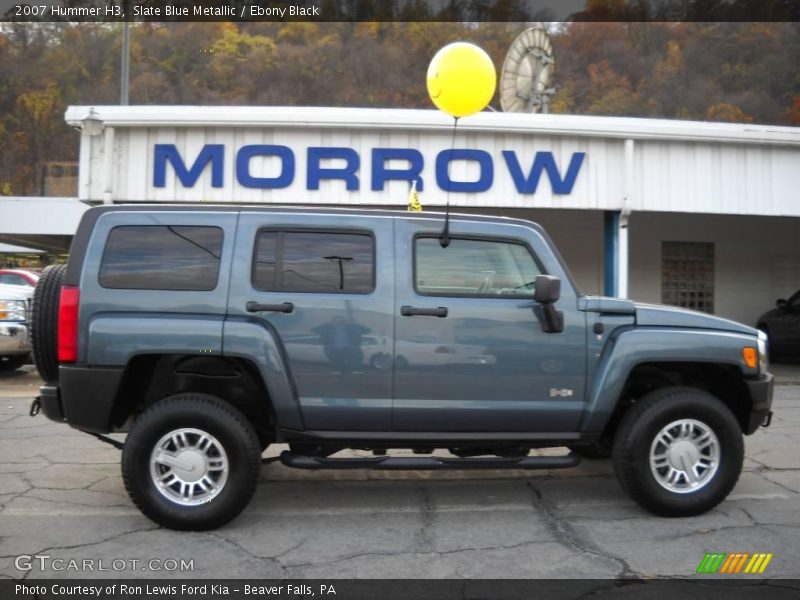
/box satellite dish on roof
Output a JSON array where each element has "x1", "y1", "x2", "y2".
[{"x1": 500, "y1": 25, "x2": 556, "y2": 114}]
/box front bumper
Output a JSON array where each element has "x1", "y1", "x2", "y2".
[
  {"x1": 745, "y1": 372, "x2": 774, "y2": 434},
  {"x1": 0, "y1": 322, "x2": 31, "y2": 355}
]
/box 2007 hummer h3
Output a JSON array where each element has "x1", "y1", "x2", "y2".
[{"x1": 31, "y1": 205, "x2": 773, "y2": 530}]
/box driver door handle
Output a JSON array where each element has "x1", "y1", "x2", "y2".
[
  {"x1": 246, "y1": 301, "x2": 294, "y2": 314},
  {"x1": 401, "y1": 305, "x2": 448, "y2": 318}
]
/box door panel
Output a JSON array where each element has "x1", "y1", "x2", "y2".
[
  {"x1": 227, "y1": 214, "x2": 394, "y2": 431},
  {"x1": 392, "y1": 218, "x2": 587, "y2": 433}
]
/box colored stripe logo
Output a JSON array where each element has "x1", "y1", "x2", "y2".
[{"x1": 696, "y1": 553, "x2": 773, "y2": 574}]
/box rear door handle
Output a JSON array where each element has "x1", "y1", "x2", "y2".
[
  {"x1": 400, "y1": 305, "x2": 448, "y2": 318},
  {"x1": 246, "y1": 301, "x2": 294, "y2": 314}
]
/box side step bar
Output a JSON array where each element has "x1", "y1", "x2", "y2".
[{"x1": 279, "y1": 451, "x2": 580, "y2": 471}]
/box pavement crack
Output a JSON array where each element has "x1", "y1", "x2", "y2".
[
  {"x1": 757, "y1": 471, "x2": 800, "y2": 495},
  {"x1": 526, "y1": 481, "x2": 644, "y2": 580},
  {"x1": 415, "y1": 484, "x2": 435, "y2": 553},
  {"x1": 748, "y1": 455, "x2": 800, "y2": 473},
  {"x1": 438, "y1": 539, "x2": 550, "y2": 556},
  {"x1": 0, "y1": 490, "x2": 30, "y2": 512},
  {"x1": 12, "y1": 524, "x2": 160, "y2": 578},
  {"x1": 285, "y1": 549, "x2": 408, "y2": 573},
  {"x1": 740, "y1": 506, "x2": 761, "y2": 526},
  {"x1": 207, "y1": 532, "x2": 288, "y2": 577}
]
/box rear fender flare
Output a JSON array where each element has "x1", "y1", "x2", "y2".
[{"x1": 222, "y1": 317, "x2": 303, "y2": 430}]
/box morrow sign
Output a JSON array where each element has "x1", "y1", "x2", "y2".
[{"x1": 154, "y1": 145, "x2": 586, "y2": 195}]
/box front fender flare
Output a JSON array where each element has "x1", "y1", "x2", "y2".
[{"x1": 581, "y1": 327, "x2": 757, "y2": 432}]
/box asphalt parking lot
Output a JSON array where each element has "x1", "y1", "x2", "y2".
[{"x1": 1, "y1": 365, "x2": 799, "y2": 580}]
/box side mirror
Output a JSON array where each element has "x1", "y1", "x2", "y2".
[
  {"x1": 533, "y1": 275, "x2": 564, "y2": 334},
  {"x1": 534, "y1": 275, "x2": 561, "y2": 304},
  {"x1": 776, "y1": 299, "x2": 787, "y2": 309}
]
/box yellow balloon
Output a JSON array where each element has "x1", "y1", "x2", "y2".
[{"x1": 426, "y1": 42, "x2": 497, "y2": 118}]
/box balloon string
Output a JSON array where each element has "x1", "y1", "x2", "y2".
[{"x1": 440, "y1": 116, "x2": 459, "y2": 248}]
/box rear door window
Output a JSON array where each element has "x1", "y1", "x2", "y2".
[
  {"x1": 253, "y1": 231, "x2": 374, "y2": 294},
  {"x1": 99, "y1": 225, "x2": 223, "y2": 291}
]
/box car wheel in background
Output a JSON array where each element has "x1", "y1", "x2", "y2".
[{"x1": 0, "y1": 355, "x2": 27, "y2": 372}]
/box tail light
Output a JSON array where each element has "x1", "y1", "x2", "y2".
[{"x1": 57, "y1": 286, "x2": 80, "y2": 363}]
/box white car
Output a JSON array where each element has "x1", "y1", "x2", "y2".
[{"x1": 0, "y1": 283, "x2": 33, "y2": 371}]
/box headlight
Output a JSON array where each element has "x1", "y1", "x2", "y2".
[
  {"x1": 757, "y1": 329, "x2": 769, "y2": 374},
  {"x1": 0, "y1": 299, "x2": 27, "y2": 322}
]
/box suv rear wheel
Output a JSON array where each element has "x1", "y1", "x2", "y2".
[
  {"x1": 31, "y1": 264, "x2": 66, "y2": 383},
  {"x1": 612, "y1": 386, "x2": 743, "y2": 517},
  {"x1": 121, "y1": 393, "x2": 261, "y2": 530}
]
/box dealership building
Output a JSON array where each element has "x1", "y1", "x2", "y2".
[{"x1": 1, "y1": 105, "x2": 798, "y2": 326}]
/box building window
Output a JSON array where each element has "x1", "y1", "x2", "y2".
[
  {"x1": 661, "y1": 242, "x2": 714, "y2": 313},
  {"x1": 252, "y1": 230, "x2": 374, "y2": 294}
]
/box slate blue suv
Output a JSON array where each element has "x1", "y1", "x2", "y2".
[{"x1": 31, "y1": 205, "x2": 773, "y2": 530}]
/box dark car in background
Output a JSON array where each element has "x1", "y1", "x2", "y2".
[{"x1": 758, "y1": 290, "x2": 800, "y2": 361}]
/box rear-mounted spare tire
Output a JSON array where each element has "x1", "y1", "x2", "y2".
[{"x1": 31, "y1": 264, "x2": 66, "y2": 383}]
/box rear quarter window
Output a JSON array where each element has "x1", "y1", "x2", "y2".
[{"x1": 99, "y1": 225, "x2": 223, "y2": 291}]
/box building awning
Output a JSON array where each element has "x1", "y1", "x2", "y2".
[{"x1": 0, "y1": 242, "x2": 45, "y2": 254}]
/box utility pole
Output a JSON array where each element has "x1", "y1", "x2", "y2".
[
  {"x1": 323, "y1": 256, "x2": 353, "y2": 290},
  {"x1": 120, "y1": 9, "x2": 130, "y2": 105}
]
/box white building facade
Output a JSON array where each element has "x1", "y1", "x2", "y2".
[{"x1": 2, "y1": 106, "x2": 799, "y2": 326}]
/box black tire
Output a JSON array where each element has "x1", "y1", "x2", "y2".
[
  {"x1": 121, "y1": 393, "x2": 261, "y2": 530},
  {"x1": 0, "y1": 355, "x2": 27, "y2": 372},
  {"x1": 612, "y1": 386, "x2": 743, "y2": 517},
  {"x1": 31, "y1": 264, "x2": 66, "y2": 383},
  {"x1": 568, "y1": 439, "x2": 612, "y2": 459}
]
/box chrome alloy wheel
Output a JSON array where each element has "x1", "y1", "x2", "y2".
[
  {"x1": 149, "y1": 428, "x2": 229, "y2": 506},
  {"x1": 649, "y1": 419, "x2": 720, "y2": 494}
]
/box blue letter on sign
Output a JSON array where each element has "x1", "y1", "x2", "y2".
[
  {"x1": 502, "y1": 151, "x2": 585, "y2": 195},
  {"x1": 153, "y1": 144, "x2": 224, "y2": 188},
  {"x1": 436, "y1": 149, "x2": 493, "y2": 193},
  {"x1": 307, "y1": 147, "x2": 360, "y2": 190},
  {"x1": 236, "y1": 145, "x2": 295, "y2": 189},
  {"x1": 371, "y1": 148, "x2": 424, "y2": 191}
]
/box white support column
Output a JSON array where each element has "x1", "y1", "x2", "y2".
[
  {"x1": 78, "y1": 130, "x2": 92, "y2": 202},
  {"x1": 102, "y1": 126, "x2": 115, "y2": 205},
  {"x1": 618, "y1": 211, "x2": 629, "y2": 298},
  {"x1": 618, "y1": 138, "x2": 634, "y2": 299}
]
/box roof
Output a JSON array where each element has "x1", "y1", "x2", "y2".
[
  {"x1": 64, "y1": 106, "x2": 800, "y2": 147},
  {"x1": 81, "y1": 202, "x2": 542, "y2": 229},
  {"x1": 65, "y1": 204, "x2": 578, "y2": 291}
]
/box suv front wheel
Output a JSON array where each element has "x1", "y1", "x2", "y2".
[
  {"x1": 612, "y1": 387, "x2": 744, "y2": 517},
  {"x1": 122, "y1": 393, "x2": 261, "y2": 530}
]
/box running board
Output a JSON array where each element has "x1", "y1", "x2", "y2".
[{"x1": 279, "y1": 451, "x2": 580, "y2": 471}]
